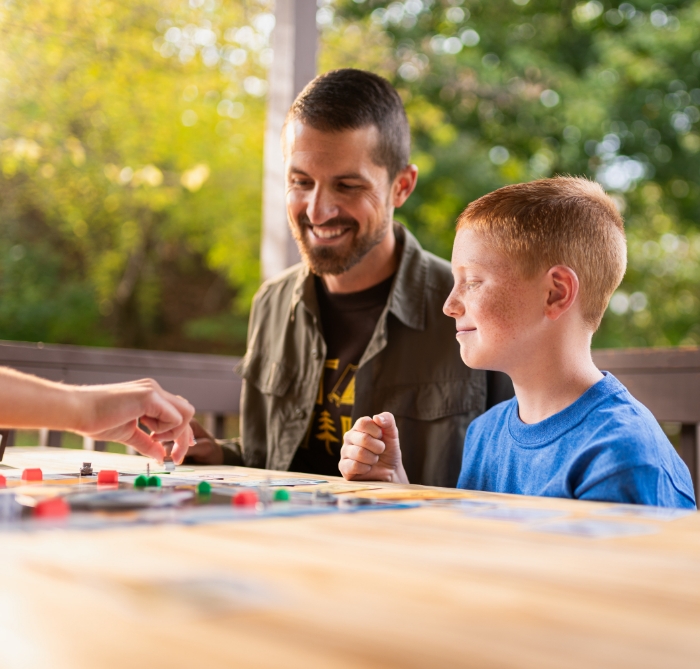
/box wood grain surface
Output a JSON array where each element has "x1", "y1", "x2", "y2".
[{"x1": 0, "y1": 448, "x2": 698, "y2": 669}]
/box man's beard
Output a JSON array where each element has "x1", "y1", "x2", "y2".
[{"x1": 290, "y1": 212, "x2": 390, "y2": 276}]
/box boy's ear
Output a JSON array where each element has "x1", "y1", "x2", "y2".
[{"x1": 544, "y1": 265, "x2": 579, "y2": 321}]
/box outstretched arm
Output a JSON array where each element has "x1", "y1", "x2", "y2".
[
  {"x1": 339, "y1": 412, "x2": 409, "y2": 483},
  {"x1": 0, "y1": 367, "x2": 194, "y2": 462}
]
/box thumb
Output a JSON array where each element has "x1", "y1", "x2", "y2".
[
  {"x1": 372, "y1": 412, "x2": 400, "y2": 452},
  {"x1": 123, "y1": 428, "x2": 166, "y2": 462}
]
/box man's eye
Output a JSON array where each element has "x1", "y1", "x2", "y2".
[{"x1": 338, "y1": 183, "x2": 360, "y2": 190}]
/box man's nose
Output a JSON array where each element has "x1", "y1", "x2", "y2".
[{"x1": 306, "y1": 186, "x2": 340, "y2": 225}]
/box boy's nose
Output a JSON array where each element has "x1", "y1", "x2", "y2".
[{"x1": 443, "y1": 289, "x2": 464, "y2": 319}]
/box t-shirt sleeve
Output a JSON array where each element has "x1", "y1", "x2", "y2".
[{"x1": 577, "y1": 464, "x2": 696, "y2": 509}]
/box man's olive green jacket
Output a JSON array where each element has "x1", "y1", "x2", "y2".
[{"x1": 223, "y1": 224, "x2": 486, "y2": 488}]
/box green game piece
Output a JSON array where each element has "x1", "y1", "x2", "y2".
[
  {"x1": 147, "y1": 475, "x2": 161, "y2": 488},
  {"x1": 273, "y1": 488, "x2": 290, "y2": 502},
  {"x1": 197, "y1": 481, "x2": 212, "y2": 496},
  {"x1": 134, "y1": 475, "x2": 148, "y2": 488}
]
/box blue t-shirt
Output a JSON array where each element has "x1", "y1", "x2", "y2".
[{"x1": 457, "y1": 373, "x2": 696, "y2": 508}]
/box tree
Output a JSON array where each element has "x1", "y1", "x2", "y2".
[
  {"x1": 321, "y1": 0, "x2": 700, "y2": 347},
  {"x1": 0, "y1": 0, "x2": 273, "y2": 351}
]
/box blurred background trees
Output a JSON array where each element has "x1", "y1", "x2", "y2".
[{"x1": 1, "y1": 0, "x2": 699, "y2": 353}]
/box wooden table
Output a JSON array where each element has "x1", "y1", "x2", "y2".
[{"x1": 1, "y1": 448, "x2": 698, "y2": 669}]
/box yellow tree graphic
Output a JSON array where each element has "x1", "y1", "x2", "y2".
[{"x1": 316, "y1": 410, "x2": 339, "y2": 456}]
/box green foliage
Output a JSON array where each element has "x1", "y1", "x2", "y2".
[
  {"x1": 0, "y1": 0, "x2": 271, "y2": 350},
  {"x1": 322, "y1": 0, "x2": 700, "y2": 347},
  {"x1": 1, "y1": 0, "x2": 699, "y2": 352}
]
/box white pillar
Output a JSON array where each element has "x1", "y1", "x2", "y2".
[{"x1": 261, "y1": 0, "x2": 317, "y2": 282}]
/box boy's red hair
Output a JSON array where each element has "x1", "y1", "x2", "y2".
[{"x1": 457, "y1": 177, "x2": 627, "y2": 329}]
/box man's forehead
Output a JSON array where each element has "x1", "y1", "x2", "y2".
[{"x1": 285, "y1": 121, "x2": 381, "y2": 168}]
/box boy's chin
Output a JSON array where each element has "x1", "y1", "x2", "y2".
[{"x1": 459, "y1": 345, "x2": 498, "y2": 371}]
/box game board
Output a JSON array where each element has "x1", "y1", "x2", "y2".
[{"x1": 0, "y1": 454, "x2": 412, "y2": 531}]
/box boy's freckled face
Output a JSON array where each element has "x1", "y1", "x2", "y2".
[{"x1": 444, "y1": 228, "x2": 544, "y2": 372}]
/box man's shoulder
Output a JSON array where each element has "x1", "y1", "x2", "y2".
[{"x1": 253, "y1": 263, "x2": 306, "y2": 306}]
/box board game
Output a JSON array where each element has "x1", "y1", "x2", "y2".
[{"x1": 0, "y1": 452, "x2": 413, "y2": 531}]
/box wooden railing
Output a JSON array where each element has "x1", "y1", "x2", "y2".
[
  {"x1": 0, "y1": 340, "x2": 241, "y2": 453},
  {"x1": 0, "y1": 340, "x2": 698, "y2": 495},
  {"x1": 592, "y1": 347, "x2": 700, "y2": 496}
]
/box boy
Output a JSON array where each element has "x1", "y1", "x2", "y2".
[{"x1": 339, "y1": 177, "x2": 696, "y2": 508}]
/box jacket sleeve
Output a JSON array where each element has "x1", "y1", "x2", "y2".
[{"x1": 219, "y1": 439, "x2": 245, "y2": 466}]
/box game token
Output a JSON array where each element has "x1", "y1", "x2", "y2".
[
  {"x1": 34, "y1": 497, "x2": 70, "y2": 519},
  {"x1": 80, "y1": 462, "x2": 93, "y2": 477},
  {"x1": 97, "y1": 470, "x2": 118, "y2": 484},
  {"x1": 273, "y1": 488, "x2": 290, "y2": 503},
  {"x1": 21, "y1": 468, "x2": 43, "y2": 482},
  {"x1": 134, "y1": 475, "x2": 148, "y2": 488},
  {"x1": 233, "y1": 490, "x2": 258, "y2": 507},
  {"x1": 0, "y1": 474, "x2": 6, "y2": 488},
  {"x1": 197, "y1": 481, "x2": 212, "y2": 496},
  {"x1": 147, "y1": 475, "x2": 162, "y2": 488}
]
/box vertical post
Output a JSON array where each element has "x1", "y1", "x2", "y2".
[
  {"x1": 261, "y1": 0, "x2": 318, "y2": 282},
  {"x1": 679, "y1": 424, "x2": 698, "y2": 499}
]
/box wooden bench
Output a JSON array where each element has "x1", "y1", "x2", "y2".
[
  {"x1": 0, "y1": 340, "x2": 698, "y2": 495},
  {"x1": 0, "y1": 340, "x2": 241, "y2": 453}
]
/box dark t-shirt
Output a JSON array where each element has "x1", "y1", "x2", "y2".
[{"x1": 289, "y1": 274, "x2": 394, "y2": 476}]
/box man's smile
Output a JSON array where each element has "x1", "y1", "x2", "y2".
[{"x1": 306, "y1": 223, "x2": 354, "y2": 244}]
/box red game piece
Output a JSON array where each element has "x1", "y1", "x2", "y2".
[
  {"x1": 21, "y1": 468, "x2": 43, "y2": 482},
  {"x1": 97, "y1": 470, "x2": 119, "y2": 484},
  {"x1": 233, "y1": 490, "x2": 258, "y2": 507},
  {"x1": 34, "y1": 497, "x2": 70, "y2": 519},
  {"x1": 0, "y1": 474, "x2": 6, "y2": 488}
]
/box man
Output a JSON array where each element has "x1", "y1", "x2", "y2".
[
  {"x1": 0, "y1": 366, "x2": 194, "y2": 460},
  {"x1": 186, "y1": 69, "x2": 502, "y2": 487}
]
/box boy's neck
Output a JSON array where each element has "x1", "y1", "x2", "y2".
[{"x1": 508, "y1": 332, "x2": 603, "y2": 425}]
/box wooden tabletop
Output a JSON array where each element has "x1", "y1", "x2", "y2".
[{"x1": 1, "y1": 448, "x2": 698, "y2": 669}]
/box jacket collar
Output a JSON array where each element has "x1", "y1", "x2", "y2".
[{"x1": 289, "y1": 222, "x2": 428, "y2": 331}]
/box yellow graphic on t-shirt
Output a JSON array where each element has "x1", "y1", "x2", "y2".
[
  {"x1": 316, "y1": 410, "x2": 339, "y2": 455},
  {"x1": 317, "y1": 359, "x2": 340, "y2": 405},
  {"x1": 328, "y1": 364, "x2": 358, "y2": 407},
  {"x1": 340, "y1": 415, "x2": 353, "y2": 436}
]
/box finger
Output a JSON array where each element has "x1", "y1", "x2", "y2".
[
  {"x1": 338, "y1": 458, "x2": 371, "y2": 480},
  {"x1": 190, "y1": 418, "x2": 215, "y2": 440},
  {"x1": 340, "y1": 444, "x2": 379, "y2": 466},
  {"x1": 138, "y1": 387, "x2": 194, "y2": 436},
  {"x1": 343, "y1": 429, "x2": 386, "y2": 455},
  {"x1": 122, "y1": 428, "x2": 167, "y2": 461},
  {"x1": 373, "y1": 412, "x2": 400, "y2": 450},
  {"x1": 352, "y1": 416, "x2": 383, "y2": 439},
  {"x1": 171, "y1": 425, "x2": 195, "y2": 465}
]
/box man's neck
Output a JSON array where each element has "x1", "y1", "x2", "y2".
[
  {"x1": 321, "y1": 224, "x2": 399, "y2": 294},
  {"x1": 508, "y1": 330, "x2": 603, "y2": 425}
]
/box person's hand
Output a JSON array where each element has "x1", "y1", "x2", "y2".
[
  {"x1": 339, "y1": 412, "x2": 408, "y2": 483},
  {"x1": 181, "y1": 419, "x2": 224, "y2": 465},
  {"x1": 75, "y1": 379, "x2": 195, "y2": 462}
]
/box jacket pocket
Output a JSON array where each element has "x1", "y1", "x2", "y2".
[
  {"x1": 377, "y1": 378, "x2": 484, "y2": 421},
  {"x1": 237, "y1": 352, "x2": 295, "y2": 397}
]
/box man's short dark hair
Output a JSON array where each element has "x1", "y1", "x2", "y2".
[{"x1": 285, "y1": 68, "x2": 411, "y2": 180}]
